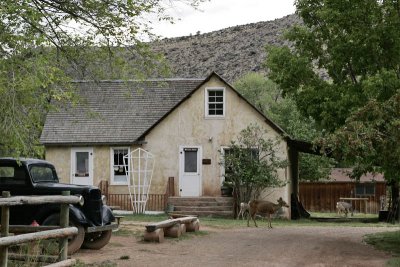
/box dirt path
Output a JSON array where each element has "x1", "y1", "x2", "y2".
[{"x1": 74, "y1": 222, "x2": 398, "y2": 267}]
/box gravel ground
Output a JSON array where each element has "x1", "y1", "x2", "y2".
[{"x1": 73, "y1": 222, "x2": 398, "y2": 267}]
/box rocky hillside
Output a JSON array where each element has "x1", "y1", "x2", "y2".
[{"x1": 150, "y1": 14, "x2": 300, "y2": 83}]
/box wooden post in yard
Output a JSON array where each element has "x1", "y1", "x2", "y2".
[
  {"x1": 0, "y1": 191, "x2": 10, "y2": 267},
  {"x1": 59, "y1": 191, "x2": 70, "y2": 261}
]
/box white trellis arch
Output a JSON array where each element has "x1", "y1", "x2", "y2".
[{"x1": 123, "y1": 148, "x2": 155, "y2": 213}]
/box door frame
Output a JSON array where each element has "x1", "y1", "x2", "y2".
[
  {"x1": 179, "y1": 145, "x2": 202, "y2": 197},
  {"x1": 70, "y1": 147, "x2": 94, "y2": 185}
]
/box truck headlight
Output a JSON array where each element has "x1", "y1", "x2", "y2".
[
  {"x1": 78, "y1": 195, "x2": 85, "y2": 206},
  {"x1": 101, "y1": 195, "x2": 107, "y2": 205}
]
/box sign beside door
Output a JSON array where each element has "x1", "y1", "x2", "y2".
[
  {"x1": 179, "y1": 146, "x2": 202, "y2": 197},
  {"x1": 71, "y1": 148, "x2": 93, "y2": 186}
]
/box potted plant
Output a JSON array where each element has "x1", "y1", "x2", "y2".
[{"x1": 221, "y1": 180, "x2": 233, "y2": 197}]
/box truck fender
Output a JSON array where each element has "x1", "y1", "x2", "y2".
[
  {"x1": 102, "y1": 205, "x2": 115, "y2": 225},
  {"x1": 37, "y1": 204, "x2": 87, "y2": 226},
  {"x1": 69, "y1": 204, "x2": 88, "y2": 225}
]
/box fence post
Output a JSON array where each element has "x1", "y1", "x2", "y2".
[
  {"x1": 59, "y1": 191, "x2": 70, "y2": 261},
  {"x1": 0, "y1": 191, "x2": 10, "y2": 267}
]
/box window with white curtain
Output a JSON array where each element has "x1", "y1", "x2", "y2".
[{"x1": 111, "y1": 148, "x2": 130, "y2": 184}]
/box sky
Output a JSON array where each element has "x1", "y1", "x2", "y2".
[{"x1": 151, "y1": 0, "x2": 296, "y2": 38}]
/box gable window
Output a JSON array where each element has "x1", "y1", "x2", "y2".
[
  {"x1": 205, "y1": 87, "x2": 225, "y2": 117},
  {"x1": 111, "y1": 148, "x2": 130, "y2": 185}
]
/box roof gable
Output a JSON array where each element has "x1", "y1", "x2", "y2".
[{"x1": 138, "y1": 72, "x2": 287, "y2": 140}]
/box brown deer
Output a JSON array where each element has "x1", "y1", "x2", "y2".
[{"x1": 247, "y1": 197, "x2": 289, "y2": 228}]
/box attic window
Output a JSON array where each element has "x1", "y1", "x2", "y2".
[{"x1": 205, "y1": 87, "x2": 225, "y2": 117}]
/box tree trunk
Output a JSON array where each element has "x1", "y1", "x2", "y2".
[{"x1": 391, "y1": 181, "x2": 399, "y2": 223}]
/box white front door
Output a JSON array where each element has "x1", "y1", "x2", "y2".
[
  {"x1": 71, "y1": 148, "x2": 93, "y2": 185},
  {"x1": 179, "y1": 146, "x2": 202, "y2": 197}
]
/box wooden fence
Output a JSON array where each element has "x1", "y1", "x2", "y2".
[
  {"x1": 0, "y1": 191, "x2": 80, "y2": 267},
  {"x1": 299, "y1": 182, "x2": 386, "y2": 214},
  {"x1": 100, "y1": 177, "x2": 175, "y2": 212},
  {"x1": 107, "y1": 194, "x2": 167, "y2": 211}
]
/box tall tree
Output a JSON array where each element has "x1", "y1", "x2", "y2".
[
  {"x1": 0, "y1": 0, "x2": 204, "y2": 157},
  {"x1": 234, "y1": 73, "x2": 333, "y2": 181},
  {"x1": 266, "y1": 0, "x2": 400, "y2": 211}
]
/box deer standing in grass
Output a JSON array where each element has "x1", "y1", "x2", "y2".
[
  {"x1": 336, "y1": 201, "x2": 353, "y2": 217},
  {"x1": 247, "y1": 197, "x2": 289, "y2": 228}
]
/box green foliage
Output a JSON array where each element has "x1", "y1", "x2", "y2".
[
  {"x1": 0, "y1": 0, "x2": 204, "y2": 157},
  {"x1": 233, "y1": 72, "x2": 281, "y2": 115},
  {"x1": 386, "y1": 258, "x2": 400, "y2": 267},
  {"x1": 221, "y1": 123, "x2": 288, "y2": 203},
  {"x1": 266, "y1": 0, "x2": 400, "y2": 182},
  {"x1": 0, "y1": 49, "x2": 74, "y2": 157},
  {"x1": 322, "y1": 93, "x2": 400, "y2": 181},
  {"x1": 234, "y1": 73, "x2": 333, "y2": 181}
]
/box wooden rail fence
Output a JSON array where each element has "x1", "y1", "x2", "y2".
[{"x1": 0, "y1": 191, "x2": 81, "y2": 267}]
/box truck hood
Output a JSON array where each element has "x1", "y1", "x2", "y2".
[{"x1": 33, "y1": 182, "x2": 97, "y2": 195}]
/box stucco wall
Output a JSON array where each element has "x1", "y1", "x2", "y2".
[
  {"x1": 45, "y1": 146, "x2": 70, "y2": 182},
  {"x1": 142, "y1": 75, "x2": 290, "y2": 201},
  {"x1": 45, "y1": 145, "x2": 141, "y2": 194}
]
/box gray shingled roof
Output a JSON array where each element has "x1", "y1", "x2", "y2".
[{"x1": 40, "y1": 78, "x2": 204, "y2": 145}]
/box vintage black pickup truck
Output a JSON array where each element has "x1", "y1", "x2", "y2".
[{"x1": 0, "y1": 157, "x2": 117, "y2": 254}]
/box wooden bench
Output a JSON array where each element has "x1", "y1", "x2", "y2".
[
  {"x1": 168, "y1": 213, "x2": 198, "y2": 219},
  {"x1": 144, "y1": 216, "x2": 199, "y2": 242}
]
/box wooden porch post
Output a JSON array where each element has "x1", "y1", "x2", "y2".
[{"x1": 289, "y1": 147, "x2": 299, "y2": 197}]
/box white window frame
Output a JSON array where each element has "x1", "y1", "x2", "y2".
[
  {"x1": 205, "y1": 87, "x2": 225, "y2": 118},
  {"x1": 110, "y1": 147, "x2": 130, "y2": 185},
  {"x1": 220, "y1": 146, "x2": 230, "y2": 186}
]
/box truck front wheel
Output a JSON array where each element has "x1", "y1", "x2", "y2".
[
  {"x1": 82, "y1": 230, "x2": 112, "y2": 250},
  {"x1": 42, "y1": 213, "x2": 85, "y2": 255}
]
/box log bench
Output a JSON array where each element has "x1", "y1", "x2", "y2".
[{"x1": 144, "y1": 216, "x2": 199, "y2": 242}]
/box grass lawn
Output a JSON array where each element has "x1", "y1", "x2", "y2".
[{"x1": 364, "y1": 230, "x2": 400, "y2": 267}]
